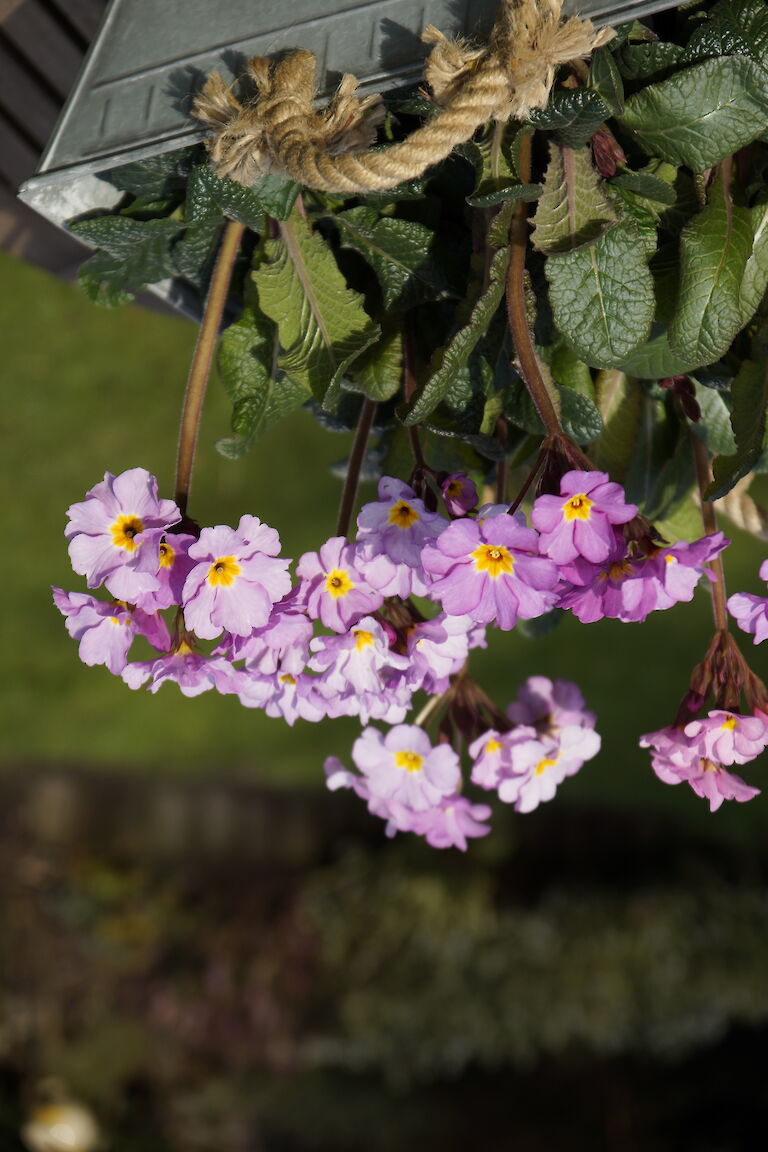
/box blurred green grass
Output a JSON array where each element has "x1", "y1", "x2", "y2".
[{"x1": 2, "y1": 249, "x2": 768, "y2": 842}]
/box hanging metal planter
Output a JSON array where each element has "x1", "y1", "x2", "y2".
[{"x1": 17, "y1": 0, "x2": 678, "y2": 315}]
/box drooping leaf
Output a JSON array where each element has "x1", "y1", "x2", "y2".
[
  {"x1": 608, "y1": 168, "x2": 677, "y2": 205},
  {"x1": 333, "y1": 206, "x2": 462, "y2": 310},
  {"x1": 253, "y1": 214, "x2": 380, "y2": 405},
  {"x1": 559, "y1": 386, "x2": 604, "y2": 442},
  {"x1": 104, "y1": 144, "x2": 202, "y2": 199},
  {"x1": 172, "y1": 220, "x2": 222, "y2": 280},
  {"x1": 531, "y1": 143, "x2": 617, "y2": 254},
  {"x1": 589, "y1": 45, "x2": 625, "y2": 114},
  {"x1": 623, "y1": 394, "x2": 674, "y2": 511},
  {"x1": 683, "y1": 0, "x2": 768, "y2": 71},
  {"x1": 708, "y1": 359, "x2": 768, "y2": 499},
  {"x1": 403, "y1": 247, "x2": 510, "y2": 425},
  {"x1": 250, "y1": 172, "x2": 301, "y2": 221},
  {"x1": 186, "y1": 166, "x2": 266, "y2": 232},
  {"x1": 529, "y1": 88, "x2": 611, "y2": 149},
  {"x1": 642, "y1": 428, "x2": 697, "y2": 524},
  {"x1": 591, "y1": 370, "x2": 641, "y2": 480},
  {"x1": 739, "y1": 200, "x2": 768, "y2": 326},
  {"x1": 692, "y1": 385, "x2": 737, "y2": 457},
  {"x1": 668, "y1": 171, "x2": 754, "y2": 365},
  {"x1": 463, "y1": 123, "x2": 541, "y2": 205},
  {"x1": 216, "y1": 308, "x2": 309, "y2": 458},
  {"x1": 347, "y1": 322, "x2": 403, "y2": 402},
  {"x1": 619, "y1": 57, "x2": 768, "y2": 170},
  {"x1": 70, "y1": 216, "x2": 183, "y2": 302},
  {"x1": 545, "y1": 219, "x2": 655, "y2": 369}
]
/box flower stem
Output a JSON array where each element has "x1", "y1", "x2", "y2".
[
  {"x1": 691, "y1": 430, "x2": 729, "y2": 633},
  {"x1": 175, "y1": 219, "x2": 245, "y2": 517},
  {"x1": 336, "y1": 397, "x2": 377, "y2": 538},
  {"x1": 403, "y1": 325, "x2": 427, "y2": 470},
  {"x1": 506, "y1": 133, "x2": 562, "y2": 439}
]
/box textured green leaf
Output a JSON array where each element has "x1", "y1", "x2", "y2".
[
  {"x1": 250, "y1": 172, "x2": 301, "y2": 221},
  {"x1": 616, "y1": 43, "x2": 683, "y2": 82},
  {"x1": 560, "y1": 386, "x2": 603, "y2": 442},
  {"x1": 668, "y1": 171, "x2": 754, "y2": 365},
  {"x1": 531, "y1": 144, "x2": 617, "y2": 254},
  {"x1": 529, "y1": 89, "x2": 610, "y2": 149},
  {"x1": 589, "y1": 45, "x2": 625, "y2": 114},
  {"x1": 620, "y1": 326, "x2": 699, "y2": 378},
  {"x1": 467, "y1": 182, "x2": 542, "y2": 207},
  {"x1": 216, "y1": 308, "x2": 309, "y2": 457},
  {"x1": 545, "y1": 220, "x2": 655, "y2": 369},
  {"x1": 347, "y1": 322, "x2": 403, "y2": 402},
  {"x1": 591, "y1": 370, "x2": 641, "y2": 480},
  {"x1": 739, "y1": 200, "x2": 768, "y2": 325},
  {"x1": 642, "y1": 429, "x2": 696, "y2": 523},
  {"x1": 186, "y1": 166, "x2": 266, "y2": 231},
  {"x1": 608, "y1": 168, "x2": 676, "y2": 205},
  {"x1": 172, "y1": 221, "x2": 222, "y2": 280},
  {"x1": 334, "y1": 206, "x2": 460, "y2": 309},
  {"x1": 104, "y1": 145, "x2": 202, "y2": 199},
  {"x1": 623, "y1": 394, "x2": 675, "y2": 510},
  {"x1": 70, "y1": 216, "x2": 182, "y2": 301},
  {"x1": 708, "y1": 359, "x2": 768, "y2": 499},
  {"x1": 693, "y1": 385, "x2": 737, "y2": 457},
  {"x1": 549, "y1": 342, "x2": 595, "y2": 399},
  {"x1": 253, "y1": 215, "x2": 380, "y2": 404},
  {"x1": 683, "y1": 0, "x2": 768, "y2": 70},
  {"x1": 619, "y1": 57, "x2": 768, "y2": 170},
  {"x1": 403, "y1": 247, "x2": 510, "y2": 425}
]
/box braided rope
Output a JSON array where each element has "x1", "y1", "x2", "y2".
[{"x1": 191, "y1": 0, "x2": 614, "y2": 195}]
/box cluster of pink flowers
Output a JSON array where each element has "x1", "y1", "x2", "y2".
[{"x1": 54, "y1": 462, "x2": 762, "y2": 845}]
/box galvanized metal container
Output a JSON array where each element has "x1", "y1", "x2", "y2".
[{"x1": 17, "y1": 0, "x2": 678, "y2": 315}]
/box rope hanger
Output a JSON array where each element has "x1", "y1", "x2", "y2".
[{"x1": 191, "y1": 0, "x2": 614, "y2": 195}]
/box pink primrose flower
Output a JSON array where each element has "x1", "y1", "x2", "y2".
[
  {"x1": 122, "y1": 644, "x2": 238, "y2": 697},
  {"x1": 496, "y1": 725, "x2": 600, "y2": 812},
  {"x1": 352, "y1": 724, "x2": 461, "y2": 812},
  {"x1": 728, "y1": 562, "x2": 768, "y2": 643},
  {"x1": 135, "y1": 532, "x2": 197, "y2": 612},
  {"x1": 53, "y1": 588, "x2": 169, "y2": 675},
  {"x1": 441, "y1": 472, "x2": 478, "y2": 517},
  {"x1": 421, "y1": 512, "x2": 558, "y2": 630},
  {"x1": 683, "y1": 710, "x2": 768, "y2": 766},
  {"x1": 296, "y1": 536, "x2": 383, "y2": 632},
  {"x1": 356, "y1": 476, "x2": 444, "y2": 567},
  {"x1": 640, "y1": 724, "x2": 760, "y2": 812},
  {"x1": 531, "y1": 470, "x2": 636, "y2": 565},
  {"x1": 409, "y1": 796, "x2": 492, "y2": 850},
  {"x1": 182, "y1": 515, "x2": 291, "y2": 640},
  {"x1": 66, "y1": 468, "x2": 180, "y2": 600},
  {"x1": 507, "y1": 675, "x2": 595, "y2": 734}
]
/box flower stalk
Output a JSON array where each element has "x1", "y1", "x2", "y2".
[{"x1": 335, "y1": 397, "x2": 377, "y2": 538}]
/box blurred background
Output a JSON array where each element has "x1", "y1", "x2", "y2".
[
  {"x1": 3, "y1": 0, "x2": 768, "y2": 1147},
  {"x1": 3, "y1": 243, "x2": 768, "y2": 1151}
]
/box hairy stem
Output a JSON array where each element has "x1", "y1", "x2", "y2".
[
  {"x1": 336, "y1": 397, "x2": 377, "y2": 538},
  {"x1": 175, "y1": 219, "x2": 245, "y2": 516},
  {"x1": 505, "y1": 134, "x2": 562, "y2": 438},
  {"x1": 691, "y1": 431, "x2": 729, "y2": 633}
]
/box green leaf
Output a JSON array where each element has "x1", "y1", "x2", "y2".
[
  {"x1": 70, "y1": 216, "x2": 182, "y2": 300},
  {"x1": 334, "y1": 206, "x2": 461, "y2": 310},
  {"x1": 619, "y1": 56, "x2": 768, "y2": 170},
  {"x1": 549, "y1": 342, "x2": 595, "y2": 399},
  {"x1": 531, "y1": 143, "x2": 617, "y2": 254},
  {"x1": 616, "y1": 43, "x2": 683, "y2": 82},
  {"x1": 620, "y1": 326, "x2": 698, "y2": 378},
  {"x1": 708, "y1": 359, "x2": 768, "y2": 499},
  {"x1": 186, "y1": 166, "x2": 266, "y2": 232},
  {"x1": 545, "y1": 220, "x2": 655, "y2": 369},
  {"x1": 559, "y1": 386, "x2": 603, "y2": 442},
  {"x1": 529, "y1": 89, "x2": 610, "y2": 149},
  {"x1": 693, "y1": 384, "x2": 737, "y2": 456},
  {"x1": 104, "y1": 144, "x2": 202, "y2": 199},
  {"x1": 589, "y1": 45, "x2": 625, "y2": 114},
  {"x1": 216, "y1": 308, "x2": 309, "y2": 457},
  {"x1": 463, "y1": 123, "x2": 541, "y2": 206},
  {"x1": 608, "y1": 168, "x2": 677, "y2": 205},
  {"x1": 172, "y1": 220, "x2": 222, "y2": 280},
  {"x1": 253, "y1": 215, "x2": 380, "y2": 405},
  {"x1": 591, "y1": 370, "x2": 641, "y2": 480},
  {"x1": 250, "y1": 172, "x2": 301, "y2": 221},
  {"x1": 467, "y1": 182, "x2": 542, "y2": 207},
  {"x1": 640, "y1": 429, "x2": 696, "y2": 524},
  {"x1": 683, "y1": 0, "x2": 768, "y2": 71},
  {"x1": 347, "y1": 322, "x2": 403, "y2": 402},
  {"x1": 739, "y1": 200, "x2": 768, "y2": 325},
  {"x1": 668, "y1": 171, "x2": 754, "y2": 365},
  {"x1": 403, "y1": 247, "x2": 510, "y2": 425}
]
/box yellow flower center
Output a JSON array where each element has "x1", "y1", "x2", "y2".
[
  {"x1": 664, "y1": 553, "x2": 677, "y2": 566},
  {"x1": 159, "y1": 541, "x2": 175, "y2": 568},
  {"x1": 471, "y1": 543, "x2": 514, "y2": 579},
  {"x1": 563, "y1": 494, "x2": 593, "y2": 521},
  {"x1": 353, "y1": 629, "x2": 374, "y2": 650},
  {"x1": 701, "y1": 758, "x2": 719, "y2": 773},
  {"x1": 207, "y1": 556, "x2": 240, "y2": 587},
  {"x1": 176, "y1": 641, "x2": 194, "y2": 655},
  {"x1": 110, "y1": 514, "x2": 144, "y2": 552},
  {"x1": 720, "y1": 715, "x2": 738, "y2": 731},
  {"x1": 445, "y1": 480, "x2": 463, "y2": 499},
  {"x1": 486, "y1": 739, "x2": 503, "y2": 754},
  {"x1": 325, "y1": 568, "x2": 354, "y2": 598},
  {"x1": 388, "y1": 499, "x2": 420, "y2": 529},
  {"x1": 109, "y1": 615, "x2": 128, "y2": 626},
  {"x1": 279, "y1": 673, "x2": 296, "y2": 685},
  {"x1": 394, "y1": 749, "x2": 424, "y2": 773},
  {"x1": 535, "y1": 756, "x2": 558, "y2": 776}
]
